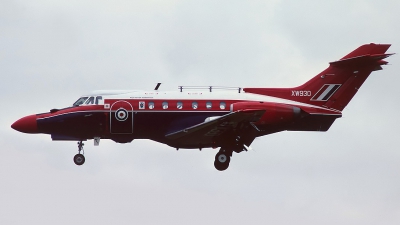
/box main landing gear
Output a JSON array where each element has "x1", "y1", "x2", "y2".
[
  {"x1": 73, "y1": 141, "x2": 85, "y2": 166},
  {"x1": 214, "y1": 135, "x2": 250, "y2": 171},
  {"x1": 214, "y1": 148, "x2": 232, "y2": 171}
]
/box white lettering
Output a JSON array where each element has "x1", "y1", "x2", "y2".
[{"x1": 291, "y1": 90, "x2": 312, "y2": 97}]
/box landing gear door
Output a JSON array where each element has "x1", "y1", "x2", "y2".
[{"x1": 110, "y1": 101, "x2": 133, "y2": 134}]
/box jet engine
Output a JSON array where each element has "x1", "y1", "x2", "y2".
[{"x1": 231, "y1": 102, "x2": 301, "y2": 125}]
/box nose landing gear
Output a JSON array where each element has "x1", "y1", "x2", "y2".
[{"x1": 73, "y1": 141, "x2": 85, "y2": 166}]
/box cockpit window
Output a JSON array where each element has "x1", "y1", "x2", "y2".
[
  {"x1": 73, "y1": 96, "x2": 103, "y2": 106},
  {"x1": 85, "y1": 97, "x2": 95, "y2": 105},
  {"x1": 95, "y1": 96, "x2": 103, "y2": 105},
  {"x1": 73, "y1": 97, "x2": 88, "y2": 106}
]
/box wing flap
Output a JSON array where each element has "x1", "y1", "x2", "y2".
[{"x1": 165, "y1": 109, "x2": 265, "y2": 143}]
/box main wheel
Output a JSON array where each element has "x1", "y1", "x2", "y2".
[
  {"x1": 216, "y1": 152, "x2": 230, "y2": 164},
  {"x1": 214, "y1": 152, "x2": 230, "y2": 171},
  {"x1": 73, "y1": 154, "x2": 85, "y2": 166}
]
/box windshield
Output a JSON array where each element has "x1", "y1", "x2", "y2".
[
  {"x1": 85, "y1": 96, "x2": 95, "y2": 105},
  {"x1": 73, "y1": 97, "x2": 88, "y2": 106}
]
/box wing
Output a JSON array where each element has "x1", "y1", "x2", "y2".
[{"x1": 165, "y1": 109, "x2": 265, "y2": 148}]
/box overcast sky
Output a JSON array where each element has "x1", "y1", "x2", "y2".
[{"x1": 1, "y1": 0, "x2": 400, "y2": 224}]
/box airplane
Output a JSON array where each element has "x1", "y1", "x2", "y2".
[{"x1": 11, "y1": 43, "x2": 393, "y2": 171}]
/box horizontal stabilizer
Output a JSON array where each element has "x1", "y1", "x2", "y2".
[
  {"x1": 340, "y1": 43, "x2": 391, "y2": 59},
  {"x1": 330, "y1": 53, "x2": 394, "y2": 67}
]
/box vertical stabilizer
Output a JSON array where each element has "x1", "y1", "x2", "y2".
[{"x1": 244, "y1": 43, "x2": 393, "y2": 111}]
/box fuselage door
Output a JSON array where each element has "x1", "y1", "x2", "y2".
[{"x1": 110, "y1": 101, "x2": 133, "y2": 134}]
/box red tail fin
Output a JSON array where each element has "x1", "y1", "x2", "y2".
[{"x1": 244, "y1": 43, "x2": 393, "y2": 111}]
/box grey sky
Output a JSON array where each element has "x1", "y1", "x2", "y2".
[{"x1": 1, "y1": 0, "x2": 400, "y2": 224}]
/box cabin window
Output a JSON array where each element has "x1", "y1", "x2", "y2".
[
  {"x1": 148, "y1": 102, "x2": 155, "y2": 109},
  {"x1": 206, "y1": 101, "x2": 212, "y2": 109},
  {"x1": 139, "y1": 101, "x2": 145, "y2": 109},
  {"x1": 162, "y1": 102, "x2": 168, "y2": 109},
  {"x1": 85, "y1": 97, "x2": 95, "y2": 105},
  {"x1": 220, "y1": 102, "x2": 226, "y2": 110},
  {"x1": 192, "y1": 102, "x2": 198, "y2": 109},
  {"x1": 95, "y1": 96, "x2": 103, "y2": 105},
  {"x1": 73, "y1": 97, "x2": 88, "y2": 106},
  {"x1": 177, "y1": 101, "x2": 183, "y2": 109}
]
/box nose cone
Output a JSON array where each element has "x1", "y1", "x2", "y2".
[{"x1": 11, "y1": 115, "x2": 38, "y2": 133}]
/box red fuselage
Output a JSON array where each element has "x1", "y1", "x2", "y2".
[
  {"x1": 13, "y1": 95, "x2": 338, "y2": 149},
  {"x1": 11, "y1": 43, "x2": 392, "y2": 170}
]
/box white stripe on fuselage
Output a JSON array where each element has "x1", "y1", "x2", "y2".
[{"x1": 99, "y1": 90, "x2": 341, "y2": 113}]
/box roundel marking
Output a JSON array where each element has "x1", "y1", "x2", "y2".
[{"x1": 115, "y1": 108, "x2": 129, "y2": 121}]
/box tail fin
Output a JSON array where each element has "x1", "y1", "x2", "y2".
[{"x1": 244, "y1": 43, "x2": 393, "y2": 111}]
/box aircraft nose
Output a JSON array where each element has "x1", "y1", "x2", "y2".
[{"x1": 11, "y1": 115, "x2": 38, "y2": 134}]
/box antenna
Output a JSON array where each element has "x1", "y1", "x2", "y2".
[{"x1": 154, "y1": 83, "x2": 161, "y2": 90}]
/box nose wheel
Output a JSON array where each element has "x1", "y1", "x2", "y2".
[
  {"x1": 73, "y1": 141, "x2": 85, "y2": 166},
  {"x1": 74, "y1": 153, "x2": 85, "y2": 165}
]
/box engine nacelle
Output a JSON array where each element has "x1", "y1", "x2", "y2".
[{"x1": 231, "y1": 102, "x2": 301, "y2": 125}]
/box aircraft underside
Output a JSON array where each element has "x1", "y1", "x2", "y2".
[{"x1": 32, "y1": 108, "x2": 340, "y2": 171}]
